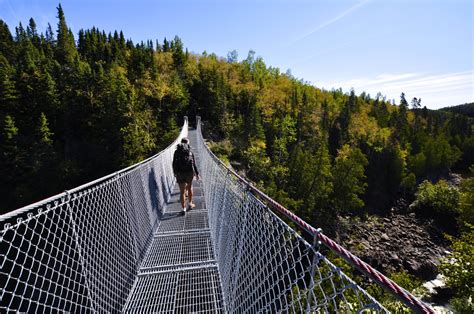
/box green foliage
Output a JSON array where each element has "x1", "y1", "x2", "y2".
[
  {"x1": 408, "y1": 152, "x2": 427, "y2": 178},
  {"x1": 366, "y1": 270, "x2": 425, "y2": 313},
  {"x1": 408, "y1": 134, "x2": 462, "y2": 179},
  {"x1": 0, "y1": 5, "x2": 473, "y2": 223},
  {"x1": 458, "y1": 166, "x2": 474, "y2": 226},
  {"x1": 332, "y1": 145, "x2": 368, "y2": 213},
  {"x1": 0, "y1": 10, "x2": 190, "y2": 212},
  {"x1": 400, "y1": 172, "x2": 416, "y2": 193},
  {"x1": 1, "y1": 115, "x2": 23, "y2": 211},
  {"x1": 2, "y1": 7, "x2": 470, "y2": 312},
  {"x1": 272, "y1": 114, "x2": 296, "y2": 163},
  {"x1": 459, "y1": 136, "x2": 474, "y2": 168},
  {"x1": 423, "y1": 135, "x2": 462, "y2": 174},
  {"x1": 0, "y1": 55, "x2": 18, "y2": 109},
  {"x1": 2, "y1": 115, "x2": 18, "y2": 140},
  {"x1": 220, "y1": 111, "x2": 238, "y2": 139},
  {"x1": 297, "y1": 141, "x2": 335, "y2": 229},
  {"x1": 38, "y1": 113, "x2": 53, "y2": 145},
  {"x1": 413, "y1": 180, "x2": 460, "y2": 221},
  {"x1": 243, "y1": 138, "x2": 271, "y2": 183},
  {"x1": 121, "y1": 107, "x2": 157, "y2": 164},
  {"x1": 208, "y1": 139, "x2": 233, "y2": 163},
  {"x1": 439, "y1": 224, "x2": 474, "y2": 313},
  {"x1": 55, "y1": 4, "x2": 77, "y2": 64}
]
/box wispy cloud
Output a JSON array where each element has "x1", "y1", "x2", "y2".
[
  {"x1": 320, "y1": 71, "x2": 474, "y2": 109},
  {"x1": 38, "y1": 12, "x2": 56, "y2": 33},
  {"x1": 291, "y1": 0, "x2": 372, "y2": 44},
  {"x1": 4, "y1": 0, "x2": 19, "y2": 21}
]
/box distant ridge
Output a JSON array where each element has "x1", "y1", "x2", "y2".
[{"x1": 439, "y1": 102, "x2": 474, "y2": 118}]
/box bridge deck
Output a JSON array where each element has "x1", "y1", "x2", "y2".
[{"x1": 123, "y1": 129, "x2": 225, "y2": 313}]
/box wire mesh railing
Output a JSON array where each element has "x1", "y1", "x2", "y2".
[
  {"x1": 196, "y1": 116, "x2": 433, "y2": 313},
  {"x1": 0, "y1": 119, "x2": 188, "y2": 312},
  {"x1": 1, "y1": 114, "x2": 434, "y2": 313}
]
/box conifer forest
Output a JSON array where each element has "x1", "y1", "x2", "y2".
[{"x1": 0, "y1": 5, "x2": 473, "y2": 311}]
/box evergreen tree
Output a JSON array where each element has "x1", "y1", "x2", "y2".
[
  {"x1": 1, "y1": 5, "x2": 473, "y2": 226},
  {"x1": 45, "y1": 23, "x2": 54, "y2": 43},
  {"x1": 55, "y1": 4, "x2": 76, "y2": 64},
  {"x1": 394, "y1": 92, "x2": 409, "y2": 143},
  {"x1": 28, "y1": 19, "x2": 41, "y2": 52},
  {"x1": 348, "y1": 89, "x2": 357, "y2": 112},
  {"x1": 0, "y1": 55, "x2": 18, "y2": 115},
  {"x1": 171, "y1": 36, "x2": 185, "y2": 69},
  {"x1": 0, "y1": 115, "x2": 22, "y2": 211},
  {"x1": 306, "y1": 141, "x2": 334, "y2": 226},
  {"x1": 163, "y1": 38, "x2": 170, "y2": 52},
  {"x1": 0, "y1": 20, "x2": 16, "y2": 62}
]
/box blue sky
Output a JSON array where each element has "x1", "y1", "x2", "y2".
[{"x1": 1, "y1": 0, "x2": 473, "y2": 109}]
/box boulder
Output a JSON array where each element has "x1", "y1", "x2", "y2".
[{"x1": 342, "y1": 212, "x2": 450, "y2": 281}]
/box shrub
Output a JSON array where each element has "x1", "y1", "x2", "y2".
[
  {"x1": 401, "y1": 172, "x2": 417, "y2": 193},
  {"x1": 412, "y1": 180, "x2": 460, "y2": 226},
  {"x1": 366, "y1": 270, "x2": 425, "y2": 313},
  {"x1": 439, "y1": 224, "x2": 474, "y2": 313},
  {"x1": 458, "y1": 166, "x2": 474, "y2": 226},
  {"x1": 209, "y1": 139, "x2": 234, "y2": 166}
]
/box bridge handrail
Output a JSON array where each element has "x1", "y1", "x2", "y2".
[
  {"x1": 0, "y1": 118, "x2": 188, "y2": 312},
  {"x1": 196, "y1": 116, "x2": 434, "y2": 314},
  {"x1": 0, "y1": 118, "x2": 189, "y2": 224}
]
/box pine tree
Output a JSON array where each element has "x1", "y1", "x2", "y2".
[
  {"x1": 163, "y1": 38, "x2": 170, "y2": 52},
  {"x1": 272, "y1": 115, "x2": 296, "y2": 163},
  {"x1": 56, "y1": 4, "x2": 76, "y2": 64},
  {"x1": 248, "y1": 102, "x2": 265, "y2": 141},
  {"x1": 0, "y1": 20, "x2": 16, "y2": 62},
  {"x1": 395, "y1": 92, "x2": 409, "y2": 143},
  {"x1": 171, "y1": 36, "x2": 185, "y2": 68},
  {"x1": 0, "y1": 55, "x2": 18, "y2": 115},
  {"x1": 45, "y1": 23, "x2": 54, "y2": 43},
  {"x1": 31, "y1": 113, "x2": 54, "y2": 170},
  {"x1": 2, "y1": 115, "x2": 18, "y2": 141},
  {"x1": 38, "y1": 112, "x2": 53, "y2": 145},
  {"x1": 0, "y1": 115, "x2": 22, "y2": 211},
  {"x1": 306, "y1": 141, "x2": 333, "y2": 217},
  {"x1": 348, "y1": 88, "x2": 357, "y2": 112},
  {"x1": 27, "y1": 18, "x2": 37, "y2": 38}
]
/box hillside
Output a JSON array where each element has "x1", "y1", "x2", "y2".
[
  {"x1": 1, "y1": 6, "x2": 473, "y2": 311},
  {"x1": 440, "y1": 102, "x2": 474, "y2": 118}
]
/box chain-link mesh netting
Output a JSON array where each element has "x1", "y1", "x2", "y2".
[
  {"x1": 196, "y1": 118, "x2": 389, "y2": 313},
  {"x1": 0, "y1": 120, "x2": 188, "y2": 312},
  {"x1": 1, "y1": 116, "x2": 430, "y2": 313}
]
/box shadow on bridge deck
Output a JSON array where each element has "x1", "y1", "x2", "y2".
[{"x1": 123, "y1": 129, "x2": 225, "y2": 313}]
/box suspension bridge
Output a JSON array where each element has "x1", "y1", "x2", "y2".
[{"x1": 0, "y1": 117, "x2": 434, "y2": 313}]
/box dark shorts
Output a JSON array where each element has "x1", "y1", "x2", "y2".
[{"x1": 176, "y1": 172, "x2": 194, "y2": 184}]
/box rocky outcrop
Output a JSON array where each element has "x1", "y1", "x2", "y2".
[{"x1": 341, "y1": 212, "x2": 450, "y2": 280}]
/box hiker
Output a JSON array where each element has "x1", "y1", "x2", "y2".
[{"x1": 172, "y1": 137, "x2": 199, "y2": 213}]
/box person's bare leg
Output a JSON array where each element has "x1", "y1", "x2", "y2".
[
  {"x1": 187, "y1": 182, "x2": 194, "y2": 207},
  {"x1": 179, "y1": 182, "x2": 186, "y2": 210}
]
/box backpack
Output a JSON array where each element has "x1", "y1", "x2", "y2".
[{"x1": 174, "y1": 143, "x2": 193, "y2": 173}]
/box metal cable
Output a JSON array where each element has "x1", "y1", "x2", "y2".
[
  {"x1": 0, "y1": 115, "x2": 434, "y2": 313},
  {"x1": 196, "y1": 116, "x2": 433, "y2": 313},
  {"x1": 0, "y1": 119, "x2": 188, "y2": 312}
]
